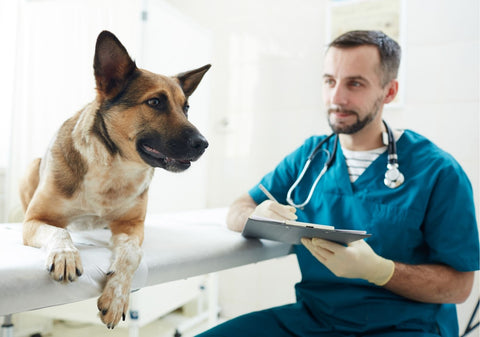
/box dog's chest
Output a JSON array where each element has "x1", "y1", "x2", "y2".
[{"x1": 77, "y1": 161, "x2": 153, "y2": 217}]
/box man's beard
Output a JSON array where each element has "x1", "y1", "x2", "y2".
[{"x1": 328, "y1": 96, "x2": 383, "y2": 134}]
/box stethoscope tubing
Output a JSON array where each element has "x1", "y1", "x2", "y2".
[
  {"x1": 286, "y1": 120, "x2": 402, "y2": 208},
  {"x1": 286, "y1": 134, "x2": 337, "y2": 209}
]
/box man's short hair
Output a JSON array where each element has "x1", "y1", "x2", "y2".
[{"x1": 328, "y1": 30, "x2": 401, "y2": 87}]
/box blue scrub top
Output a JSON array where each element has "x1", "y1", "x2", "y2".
[{"x1": 249, "y1": 130, "x2": 479, "y2": 336}]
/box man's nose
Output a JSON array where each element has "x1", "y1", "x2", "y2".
[{"x1": 330, "y1": 85, "x2": 348, "y2": 106}]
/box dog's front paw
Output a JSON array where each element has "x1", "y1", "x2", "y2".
[
  {"x1": 97, "y1": 272, "x2": 129, "y2": 329},
  {"x1": 46, "y1": 246, "x2": 83, "y2": 282}
]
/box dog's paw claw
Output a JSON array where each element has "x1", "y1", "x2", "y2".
[
  {"x1": 97, "y1": 280, "x2": 130, "y2": 329},
  {"x1": 46, "y1": 247, "x2": 83, "y2": 283}
]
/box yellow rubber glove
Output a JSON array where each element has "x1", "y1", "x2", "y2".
[
  {"x1": 301, "y1": 237, "x2": 395, "y2": 286},
  {"x1": 252, "y1": 200, "x2": 297, "y2": 221}
]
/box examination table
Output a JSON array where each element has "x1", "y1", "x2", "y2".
[{"x1": 0, "y1": 208, "x2": 293, "y2": 336}]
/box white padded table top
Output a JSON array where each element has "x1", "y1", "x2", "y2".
[{"x1": 0, "y1": 208, "x2": 292, "y2": 315}]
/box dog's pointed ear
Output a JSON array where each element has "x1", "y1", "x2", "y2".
[
  {"x1": 176, "y1": 64, "x2": 211, "y2": 97},
  {"x1": 93, "y1": 31, "x2": 137, "y2": 100}
]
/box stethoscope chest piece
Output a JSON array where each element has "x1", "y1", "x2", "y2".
[
  {"x1": 383, "y1": 120, "x2": 404, "y2": 189},
  {"x1": 384, "y1": 163, "x2": 404, "y2": 189}
]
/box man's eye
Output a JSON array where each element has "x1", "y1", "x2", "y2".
[
  {"x1": 324, "y1": 78, "x2": 335, "y2": 86},
  {"x1": 350, "y1": 81, "x2": 362, "y2": 87}
]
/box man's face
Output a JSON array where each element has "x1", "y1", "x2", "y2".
[{"x1": 322, "y1": 46, "x2": 388, "y2": 134}]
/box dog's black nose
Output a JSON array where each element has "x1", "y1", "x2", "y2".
[{"x1": 190, "y1": 133, "x2": 209, "y2": 151}]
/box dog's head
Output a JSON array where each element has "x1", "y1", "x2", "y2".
[{"x1": 92, "y1": 30, "x2": 209, "y2": 172}]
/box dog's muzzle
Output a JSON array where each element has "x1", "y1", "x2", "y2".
[{"x1": 136, "y1": 129, "x2": 208, "y2": 171}]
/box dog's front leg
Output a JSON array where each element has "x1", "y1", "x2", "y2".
[
  {"x1": 97, "y1": 223, "x2": 144, "y2": 329},
  {"x1": 23, "y1": 219, "x2": 83, "y2": 282}
]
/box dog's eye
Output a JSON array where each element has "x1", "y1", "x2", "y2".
[
  {"x1": 183, "y1": 103, "x2": 190, "y2": 116},
  {"x1": 146, "y1": 94, "x2": 167, "y2": 110},
  {"x1": 147, "y1": 98, "x2": 160, "y2": 106}
]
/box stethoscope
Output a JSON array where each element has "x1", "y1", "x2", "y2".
[{"x1": 286, "y1": 120, "x2": 404, "y2": 209}]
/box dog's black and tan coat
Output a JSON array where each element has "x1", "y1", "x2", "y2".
[{"x1": 19, "y1": 31, "x2": 209, "y2": 329}]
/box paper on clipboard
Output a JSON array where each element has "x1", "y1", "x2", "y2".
[{"x1": 242, "y1": 216, "x2": 370, "y2": 245}]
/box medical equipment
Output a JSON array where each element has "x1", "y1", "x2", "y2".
[
  {"x1": 383, "y1": 120, "x2": 405, "y2": 189},
  {"x1": 286, "y1": 133, "x2": 337, "y2": 209},
  {"x1": 286, "y1": 120, "x2": 403, "y2": 208}
]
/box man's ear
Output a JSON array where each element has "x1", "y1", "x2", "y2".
[
  {"x1": 383, "y1": 79, "x2": 399, "y2": 104},
  {"x1": 175, "y1": 64, "x2": 211, "y2": 97},
  {"x1": 93, "y1": 31, "x2": 137, "y2": 100}
]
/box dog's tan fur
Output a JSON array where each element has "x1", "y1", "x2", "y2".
[{"x1": 19, "y1": 31, "x2": 209, "y2": 329}]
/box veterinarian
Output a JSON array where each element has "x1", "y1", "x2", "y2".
[{"x1": 197, "y1": 30, "x2": 479, "y2": 337}]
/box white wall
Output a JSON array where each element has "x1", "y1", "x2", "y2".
[{"x1": 166, "y1": 0, "x2": 331, "y2": 208}]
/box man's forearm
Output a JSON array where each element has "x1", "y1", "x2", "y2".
[{"x1": 384, "y1": 262, "x2": 474, "y2": 304}]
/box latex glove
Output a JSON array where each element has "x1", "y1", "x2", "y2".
[
  {"x1": 252, "y1": 200, "x2": 297, "y2": 221},
  {"x1": 301, "y1": 238, "x2": 394, "y2": 286}
]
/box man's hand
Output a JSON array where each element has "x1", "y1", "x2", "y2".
[
  {"x1": 252, "y1": 200, "x2": 297, "y2": 221},
  {"x1": 301, "y1": 238, "x2": 394, "y2": 286}
]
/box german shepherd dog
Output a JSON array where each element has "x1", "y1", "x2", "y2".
[{"x1": 19, "y1": 31, "x2": 209, "y2": 328}]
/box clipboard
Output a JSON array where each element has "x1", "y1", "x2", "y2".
[{"x1": 242, "y1": 216, "x2": 371, "y2": 245}]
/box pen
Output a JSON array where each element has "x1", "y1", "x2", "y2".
[{"x1": 259, "y1": 184, "x2": 279, "y2": 203}]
